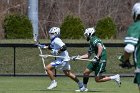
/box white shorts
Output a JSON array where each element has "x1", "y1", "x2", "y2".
[{"x1": 50, "y1": 59, "x2": 71, "y2": 70}]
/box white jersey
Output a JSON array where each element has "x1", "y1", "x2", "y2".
[{"x1": 50, "y1": 37, "x2": 70, "y2": 61}]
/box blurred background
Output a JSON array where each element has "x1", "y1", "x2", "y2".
[{"x1": 0, "y1": 0, "x2": 140, "y2": 39}]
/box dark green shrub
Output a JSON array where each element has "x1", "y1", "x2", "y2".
[
  {"x1": 60, "y1": 15, "x2": 84, "y2": 39},
  {"x1": 3, "y1": 14, "x2": 33, "y2": 39},
  {"x1": 95, "y1": 17, "x2": 117, "y2": 39}
]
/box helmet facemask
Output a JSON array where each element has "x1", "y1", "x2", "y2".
[
  {"x1": 84, "y1": 33, "x2": 91, "y2": 41},
  {"x1": 49, "y1": 33, "x2": 57, "y2": 40}
]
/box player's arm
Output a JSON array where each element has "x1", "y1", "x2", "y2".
[
  {"x1": 96, "y1": 43, "x2": 103, "y2": 58},
  {"x1": 57, "y1": 45, "x2": 67, "y2": 54},
  {"x1": 51, "y1": 38, "x2": 67, "y2": 55},
  {"x1": 89, "y1": 43, "x2": 103, "y2": 63},
  {"x1": 79, "y1": 53, "x2": 90, "y2": 59}
]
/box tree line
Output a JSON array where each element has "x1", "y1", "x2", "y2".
[{"x1": 0, "y1": 0, "x2": 139, "y2": 39}]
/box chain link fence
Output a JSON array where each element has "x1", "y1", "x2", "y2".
[{"x1": 0, "y1": 43, "x2": 134, "y2": 76}]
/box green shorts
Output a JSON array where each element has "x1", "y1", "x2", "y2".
[
  {"x1": 134, "y1": 73, "x2": 140, "y2": 84},
  {"x1": 87, "y1": 61, "x2": 106, "y2": 76}
]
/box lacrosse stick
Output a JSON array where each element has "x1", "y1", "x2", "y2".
[
  {"x1": 39, "y1": 54, "x2": 94, "y2": 62},
  {"x1": 34, "y1": 34, "x2": 47, "y2": 74}
]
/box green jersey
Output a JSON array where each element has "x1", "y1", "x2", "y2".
[
  {"x1": 124, "y1": 20, "x2": 140, "y2": 68},
  {"x1": 88, "y1": 36, "x2": 107, "y2": 61}
]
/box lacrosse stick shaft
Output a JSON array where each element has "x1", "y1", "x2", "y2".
[
  {"x1": 39, "y1": 54, "x2": 93, "y2": 62},
  {"x1": 34, "y1": 34, "x2": 47, "y2": 74},
  {"x1": 38, "y1": 46, "x2": 47, "y2": 74}
]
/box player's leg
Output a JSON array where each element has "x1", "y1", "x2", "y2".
[
  {"x1": 82, "y1": 68, "x2": 92, "y2": 91},
  {"x1": 63, "y1": 70, "x2": 83, "y2": 88},
  {"x1": 77, "y1": 62, "x2": 94, "y2": 92},
  {"x1": 134, "y1": 73, "x2": 140, "y2": 93},
  {"x1": 75, "y1": 68, "x2": 91, "y2": 92},
  {"x1": 138, "y1": 84, "x2": 140, "y2": 93},
  {"x1": 46, "y1": 63, "x2": 55, "y2": 80},
  {"x1": 45, "y1": 61, "x2": 58, "y2": 89},
  {"x1": 62, "y1": 61, "x2": 83, "y2": 89},
  {"x1": 94, "y1": 62, "x2": 121, "y2": 86},
  {"x1": 83, "y1": 68, "x2": 92, "y2": 87},
  {"x1": 95, "y1": 74, "x2": 120, "y2": 84}
]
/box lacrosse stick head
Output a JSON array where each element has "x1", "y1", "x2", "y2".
[{"x1": 33, "y1": 34, "x2": 40, "y2": 46}]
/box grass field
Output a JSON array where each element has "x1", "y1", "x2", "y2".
[
  {"x1": 0, "y1": 39, "x2": 138, "y2": 93},
  {"x1": 0, "y1": 76, "x2": 138, "y2": 93}
]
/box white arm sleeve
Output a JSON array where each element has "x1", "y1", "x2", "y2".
[{"x1": 124, "y1": 44, "x2": 135, "y2": 53}]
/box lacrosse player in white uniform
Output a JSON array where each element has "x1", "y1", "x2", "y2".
[{"x1": 39, "y1": 27, "x2": 83, "y2": 90}]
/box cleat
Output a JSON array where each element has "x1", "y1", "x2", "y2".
[
  {"x1": 119, "y1": 62, "x2": 132, "y2": 69},
  {"x1": 47, "y1": 81, "x2": 57, "y2": 89},
  {"x1": 75, "y1": 85, "x2": 88, "y2": 92},
  {"x1": 114, "y1": 74, "x2": 121, "y2": 87},
  {"x1": 75, "y1": 88, "x2": 88, "y2": 92}
]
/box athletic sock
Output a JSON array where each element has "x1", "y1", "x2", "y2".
[
  {"x1": 52, "y1": 80, "x2": 56, "y2": 83},
  {"x1": 84, "y1": 84, "x2": 87, "y2": 88},
  {"x1": 78, "y1": 81, "x2": 83, "y2": 88},
  {"x1": 83, "y1": 76, "x2": 89, "y2": 84},
  {"x1": 110, "y1": 75, "x2": 117, "y2": 80}
]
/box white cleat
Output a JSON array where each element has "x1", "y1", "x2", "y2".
[
  {"x1": 75, "y1": 88, "x2": 88, "y2": 92},
  {"x1": 114, "y1": 74, "x2": 121, "y2": 87},
  {"x1": 75, "y1": 86, "x2": 88, "y2": 92},
  {"x1": 47, "y1": 81, "x2": 57, "y2": 89}
]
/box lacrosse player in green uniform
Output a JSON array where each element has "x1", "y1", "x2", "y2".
[
  {"x1": 72, "y1": 27, "x2": 121, "y2": 92},
  {"x1": 118, "y1": 2, "x2": 140, "y2": 92}
]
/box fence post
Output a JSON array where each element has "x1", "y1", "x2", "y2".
[{"x1": 13, "y1": 47, "x2": 16, "y2": 76}]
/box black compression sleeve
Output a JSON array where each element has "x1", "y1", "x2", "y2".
[{"x1": 60, "y1": 45, "x2": 67, "y2": 51}]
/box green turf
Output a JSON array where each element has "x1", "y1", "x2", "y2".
[{"x1": 0, "y1": 77, "x2": 138, "y2": 93}]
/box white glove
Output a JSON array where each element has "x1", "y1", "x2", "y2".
[
  {"x1": 92, "y1": 56, "x2": 99, "y2": 64},
  {"x1": 51, "y1": 49, "x2": 59, "y2": 55},
  {"x1": 37, "y1": 44, "x2": 47, "y2": 48}
]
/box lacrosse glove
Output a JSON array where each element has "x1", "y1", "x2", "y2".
[
  {"x1": 37, "y1": 44, "x2": 47, "y2": 48},
  {"x1": 71, "y1": 55, "x2": 80, "y2": 61},
  {"x1": 91, "y1": 56, "x2": 99, "y2": 64},
  {"x1": 51, "y1": 49, "x2": 59, "y2": 55},
  {"x1": 118, "y1": 55, "x2": 132, "y2": 68}
]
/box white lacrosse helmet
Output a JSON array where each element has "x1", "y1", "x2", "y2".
[
  {"x1": 132, "y1": 2, "x2": 140, "y2": 20},
  {"x1": 84, "y1": 27, "x2": 96, "y2": 41},
  {"x1": 49, "y1": 27, "x2": 60, "y2": 39},
  {"x1": 84, "y1": 27, "x2": 96, "y2": 37},
  {"x1": 49, "y1": 27, "x2": 60, "y2": 35}
]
